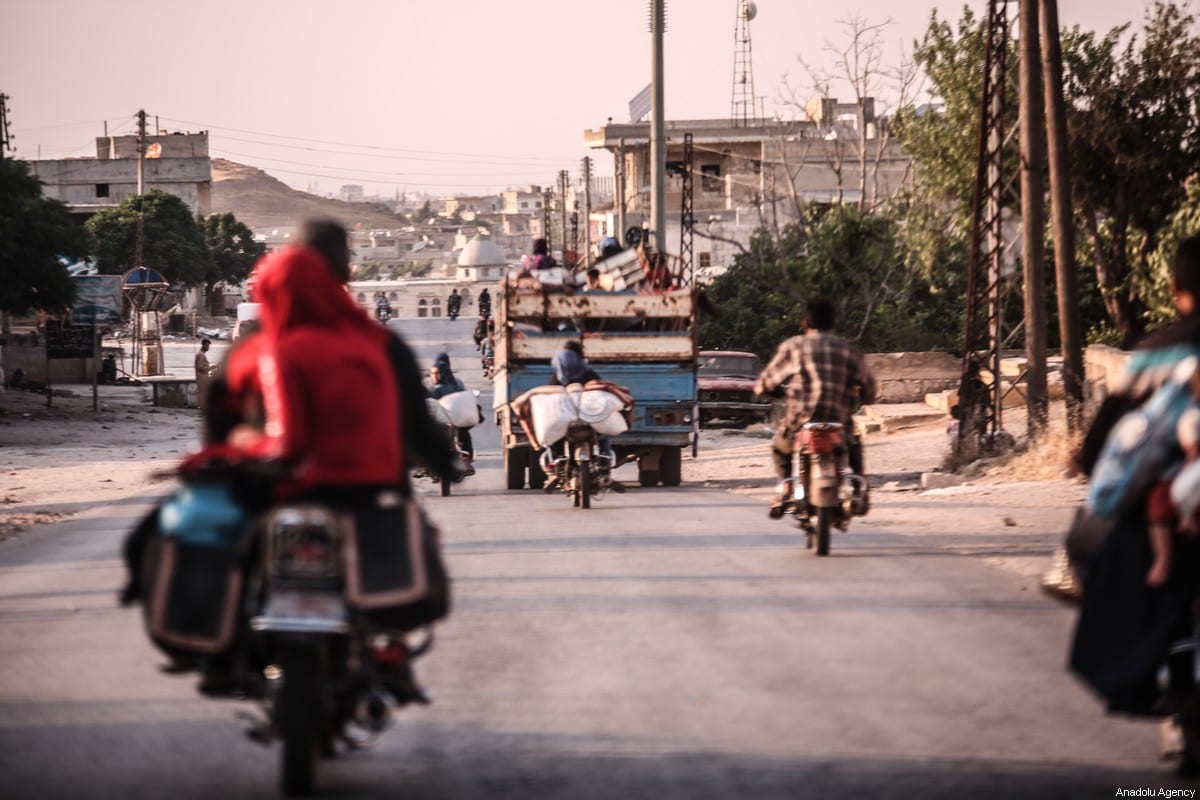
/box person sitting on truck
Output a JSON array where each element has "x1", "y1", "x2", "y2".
[{"x1": 527, "y1": 238, "x2": 557, "y2": 271}]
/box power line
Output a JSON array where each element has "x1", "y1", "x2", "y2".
[{"x1": 157, "y1": 115, "x2": 570, "y2": 163}]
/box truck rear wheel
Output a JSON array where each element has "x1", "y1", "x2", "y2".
[
  {"x1": 660, "y1": 447, "x2": 682, "y2": 487},
  {"x1": 505, "y1": 449, "x2": 525, "y2": 490}
]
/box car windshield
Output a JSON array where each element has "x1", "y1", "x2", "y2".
[{"x1": 699, "y1": 354, "x2": 761, "y2": 377}]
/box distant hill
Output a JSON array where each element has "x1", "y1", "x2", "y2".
[{"x1": 210, "y1": 158, "x2": 405, "y2": 231}]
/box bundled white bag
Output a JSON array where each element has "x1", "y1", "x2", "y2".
[
  {"x1": 527, "y1": 386, "x2": 628, "y2": 445},
  {"x1": 572, "y1": 388, "x2": 628, "y2": 435},
  {"x1": 527, "y1": 392, "x2": 575, "y2": 448},
  {"x1": 437, "y1": 391, "x2": 480, "y2": 428}
]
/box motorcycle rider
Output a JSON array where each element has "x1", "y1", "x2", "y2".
[
  {"x1": 478, "y1": 287, "x2": 491, "y2": 319},
  {"x1": 447, "y1": 288, "x2": 462, "y2": 320},
  {"x1": 753, "y1": 297, "x2": 876, "y2": 513},
  {"x1": 427, "y1": 352, "x2": 476, "y2": 474}
]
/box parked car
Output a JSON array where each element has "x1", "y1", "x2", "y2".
[{"x1": 697, "y1": 350, "x2": 773, "y2": 427}]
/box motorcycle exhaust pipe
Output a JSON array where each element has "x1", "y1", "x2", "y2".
[{"x1": 355, "y1": 691, "x2": 395, "y2": 733}]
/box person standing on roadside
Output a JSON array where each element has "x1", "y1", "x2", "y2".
[{"x1": 194, "y1": 338, "x2": 215, "y2": 411}]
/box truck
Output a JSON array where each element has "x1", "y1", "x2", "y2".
[{"x1": 493, "y1": 282, "x2": 697, "y2": 490}]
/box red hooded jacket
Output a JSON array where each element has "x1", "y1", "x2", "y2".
[{"x1": 227, "y1": 246, "x2": 403, "y2": 497}]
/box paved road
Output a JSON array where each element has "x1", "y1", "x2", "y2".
[{"x1": 0, "y1": 318, "x2": 1194, "y2": 799}]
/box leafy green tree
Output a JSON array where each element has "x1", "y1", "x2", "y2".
[
  {"x1": 199, "y1": 212, "x2": 265, "y2": 314},
  {"x1": 1062, "y1": 1, "x2": 1200, "y2": 345},
  {"x1": 0, "y1": 158, "x2": 85, "y2": 318},
  {"x1": 698, "y1": 206, "x2": 961, "y2": 357},
  {"x1": 895, "y1": 2, "x2": 1200, "y2": 348},
  {"x1": 85, "y1": 190, "x2": 211, "y2": 286}
]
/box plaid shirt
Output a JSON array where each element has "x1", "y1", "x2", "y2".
[{"x1": 756, "y1": 331, "x2": 877, "y2": 434}]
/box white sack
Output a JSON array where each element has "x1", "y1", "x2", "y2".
[
  {"x1": 528, "y1": 387, "x2": 628, "y2": 444},
  {"x1": 438, "y1": 390, "x2": 480, "y2": 428}
]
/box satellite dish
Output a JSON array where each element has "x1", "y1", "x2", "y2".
[
  {"x1": 740, "y1": 1, "x2": 757, "y2": 21},
  {"x1": 624, "y1": 226, "x2": 643, "y2": 248}
]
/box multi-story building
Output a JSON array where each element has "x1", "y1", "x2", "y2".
[
  {"x1": 30, "y1": 130, "x2": 213, "y2": 218},
  {"x1": 584, "y1": 99, "x2": 913, "y2": 276}
]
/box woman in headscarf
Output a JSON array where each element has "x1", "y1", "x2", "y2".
[{"x1": 228, "y1": 244, "x2": 405, "y2": 501}]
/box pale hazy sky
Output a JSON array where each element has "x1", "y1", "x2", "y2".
[{"x1": 4, "y1": 0, "x2": 1145, "y2": 199}]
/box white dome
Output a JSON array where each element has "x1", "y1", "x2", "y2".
[{"x1": 457, "y1": 236, "x2": 506, "y2": 267}]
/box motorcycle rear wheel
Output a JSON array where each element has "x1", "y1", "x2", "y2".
[
  {"x1": 580, "y1": 461, "x2": 592, "y2": 509},
  {"x1": 278, "y1": 643, "x2": 323, "y2": 796},
  {"x1": 815, "y1": 507, "x2": 833, "y2": 556},
  {"x1": 440, "y1": 474, "x2": 452, "y2": 497}
]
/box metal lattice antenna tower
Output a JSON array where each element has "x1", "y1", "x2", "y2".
[
  {"x1": 957, "y1": 0, "x2": 1020, "y2": 456},
  {"x1": 730, "y1": 1, "x2": 758, "y2": 127},
  {"x1": 0, "y1": 94, "x2": 13, "y2": 157}
]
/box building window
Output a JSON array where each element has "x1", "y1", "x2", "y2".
[
  {"x1": 666, "y1": 161, "x2": 685, "y2": 178},
  {"x1": 701, "y1": 165, "x2": 722, "y2": 193},
  {"x1": 699, "y1": 252, "x2": 712, "y2": 269},
  {"x1": 521, "y1": 201, "x2": 528, "y2": 210},
  {"x1": 418, "y1": 299, "x2": 428, "y2": 319},
  {"x1": 95, "y1": 183, "x2": 110, "y2": 198},
  {"x1": 356, "y1": 293, "x2": 366, "y2": 303},
  {"x1": 389, "y1": 291, "x2": 398, "y2": 300}
]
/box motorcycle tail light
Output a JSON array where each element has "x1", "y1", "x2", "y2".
[
  {"x1": 264, "y1": 506, "x2": 346, "y2": 583},
  {"x1": 800, "y1": 426, "x2": 843, "y2": 455}
]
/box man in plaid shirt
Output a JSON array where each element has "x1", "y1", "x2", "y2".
[{"x1": 753, "y1": 299, "x2": 876, "y2": 502}]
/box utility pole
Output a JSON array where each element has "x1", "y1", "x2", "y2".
[
  {"x1": 616, "y1": 138, "x2": 627, "y2": 245},
  {"x1": 559, "y1": 169, "x2": 569, "y2": 261},
  {"x1": 1018, "y1": 0, "x2": 1049, "y2": 435},
  {"x1": 581, "y1": 156, "x2": 593, "y2": 266},
  {"x1": 0, "y1": 94, "x2": 13, "y2": 158},
  {"x1": 1040, "y1": 0, "x2": 1084, "y2": 432},
  {"x1": 136, "y1": 109, "x2": 148, "y2": 194},
  {"x1": 542, "y1": 188, "x2": 553, "y2": 252},
  {"x1": 649, "y1": 0, "x2": 667, "y2": 252}
]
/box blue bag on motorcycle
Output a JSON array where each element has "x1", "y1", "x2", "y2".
[
  {"x1": 343, "y1": 499, "x2": 450, "y2": 631},
  {"x1": 145, "y1": 484, "x2": 250, "y2": 655},
  {"x1": 1087, "y1": 357, "x2": 1198, "y2": 518}
]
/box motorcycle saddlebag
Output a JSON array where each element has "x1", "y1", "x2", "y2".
[
  {"x1": 146, "y1": 537, "x2": 245, "y2": 655},
  {"x1": 344, "y1": 499, "x2": 450, "y2": 631},
  {"x1": 144, "y1": 484, "x2": 249, "y2": 656}
]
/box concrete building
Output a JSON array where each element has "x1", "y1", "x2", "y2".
[
  {"x1": 501, "y1": 186, "x2": 546, "y2": 216},
  {"x1": 584, "y1": 100, "x2": 913, "y2": 274},
  {"x1": 30, "y1": 131, "x2": 213, "y2": 218},
  {"x1": 453, "y1": 234, "x2": 509, "y2": 282}
]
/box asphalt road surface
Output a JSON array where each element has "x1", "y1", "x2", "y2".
[{"x1": 0, "y1": 318, "x2": 1194, "y2": 799}]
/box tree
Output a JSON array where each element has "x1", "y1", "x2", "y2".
[
  {"x1": 199, "y1": 212, "x2": 265, "y2": 314},
  {"x1": 85, "y1": 190, "x2": 211, "y2": 286},
  {"x1": 0, "y1": 158, "x2": 85, "y2": 319},
  {"x1": 1062, "y1": 1, "x2": 1200, "y2": 345},
  {"x1": 895, "y1": 2, "x2": 1200, "y2": 348}
]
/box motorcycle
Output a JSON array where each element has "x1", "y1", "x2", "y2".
[
  {"x1": 770, "y1": 421, "x2": 868, "y2": 554},
  {"x1": 138, "y1": 488, "x2": 440, "y2": 798},
  {"x1": 541, "y1": 422, "x2": 622, "y2": 508},
  {"x1": 376, "y1": 304, "x2": 391, "y2": 323},
  {"x1": 248, "y1": 503, "x2": 433, "y2": 795},
  {"x1": 415, "y1": 392, "x2": 478, "y2": 496}
]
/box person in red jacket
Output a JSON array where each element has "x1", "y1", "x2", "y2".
[{"x1": 226, "y1": 242, "x2": 404, "y2": 500}]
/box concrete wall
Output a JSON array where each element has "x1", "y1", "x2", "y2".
[
  {"x1": 3, "y1": 334, "x2": 96, "y2": 384},
  {"x1": 864, "y1": 351, "x2": 961, "y2": 403},
  {"x1": 1083, "y1": 344, "x2": 1132, "y2": 410}
]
